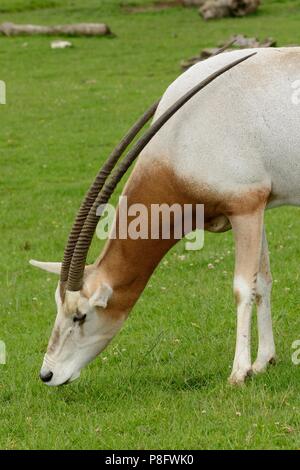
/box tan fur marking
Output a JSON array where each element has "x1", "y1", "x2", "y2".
[
  {"x1": 234, "y1": 289, "x2": 241, "y2": 306},
  {"x1": 47, "y1": 327, "x2": 60, "y2": 354}
]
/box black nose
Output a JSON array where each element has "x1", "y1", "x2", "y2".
[{"x1": 40, "y1": 371, "x2": 53, "y2": 383}]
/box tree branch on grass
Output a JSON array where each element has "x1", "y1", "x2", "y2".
[{"x1": 0, "y1": 22, "x2": 112, "y2": 37}]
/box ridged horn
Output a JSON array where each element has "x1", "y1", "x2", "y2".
[{"x1": 60, "y1": 99, "x2": 160, "y2": 292}]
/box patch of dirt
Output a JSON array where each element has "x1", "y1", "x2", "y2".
[{"x1": 122, "y1": 1, "x2": 182, "y2": 14}]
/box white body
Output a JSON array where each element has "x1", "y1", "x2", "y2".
[
  {"x1": 145, "y1": 47, "x2": 300, "y2": 208},
  {"x1": 137, "y1": 47, "x2": 300, "y2": 383}
]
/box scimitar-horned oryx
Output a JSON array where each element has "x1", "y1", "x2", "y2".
[{"x1": 30, "y1": 47, "x2": 300, "y2": 386}]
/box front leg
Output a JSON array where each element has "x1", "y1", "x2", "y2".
[{"x1": 228, "y1": 209, "x2": 265, "y2": 385}]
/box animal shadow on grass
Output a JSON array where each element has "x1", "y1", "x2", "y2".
[
  {"x1": 50, "y1": 370, "x2": 219, "y2": 407},
  {"x1": 154, "y1": 373, "x2": 218, "y2": 392}
]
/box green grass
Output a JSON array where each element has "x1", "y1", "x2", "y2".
[{"x1": 1, "y1": 0, "x2": 300, "y2": 450}]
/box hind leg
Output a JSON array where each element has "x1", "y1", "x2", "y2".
[
  {"x1": 228, "y1": 208, "x2": 265, "y2": 385},
  {"x1": 252, "y1": 226, "x2": 276, "y2": 373}
]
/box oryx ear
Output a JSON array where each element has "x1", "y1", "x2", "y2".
[
  {"x1": 29, "y1": 260, "x2": 62, "y2": 275},
  {"x1": 89, "y1": 283, "x2": 113, "y2": 309}
]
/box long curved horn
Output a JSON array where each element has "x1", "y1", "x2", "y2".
[
  {"x1": 66, "y1": 52, "x2": 256, "y2": 292},
  {"x1": 60, "y1": 99, "x2": 160, "y2": 287}
]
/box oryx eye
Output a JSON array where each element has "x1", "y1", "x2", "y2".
[{"x1": 73, "y1": 312, "x2": 87, "y2": 325}]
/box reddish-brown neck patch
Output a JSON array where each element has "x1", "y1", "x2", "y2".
[{"x1": 93, "y1": 159, "x2": 197, "y2": 315}]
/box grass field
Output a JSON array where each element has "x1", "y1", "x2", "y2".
[{"x1": 1, "y1": 0, "x2": 300, "y2": 450}]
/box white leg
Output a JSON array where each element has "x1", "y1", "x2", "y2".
[
  {"x1": 252, "y1": 227, "x2": 276, "y2": 373},
  {"x1": 228, "y1": 209, "x2": 264, "y2": 385}
]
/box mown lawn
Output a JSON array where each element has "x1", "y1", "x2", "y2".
[{"x1": 1, "y1": 0, "x2": 300, "y2": 450}]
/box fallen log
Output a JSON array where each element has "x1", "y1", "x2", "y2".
[
  {"x1": 0, "y1": 22, "x2": 111, "y2": 37},
  {"x1": 181, "y1": 34, "x2": 276, "y2": 70},
  {"x1": 200, "y1": 0, "x2": 260, "y2": 20}
]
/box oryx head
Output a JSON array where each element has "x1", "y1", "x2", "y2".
[{"x1": 30, "y1": 260, "x2": 125, "y2": 386}]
